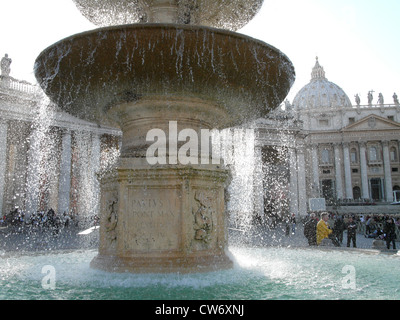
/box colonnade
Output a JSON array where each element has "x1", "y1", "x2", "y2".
[
  {"x1": 311, "y1": 140, "x2": 398, "y2": 203},
  {"x1": 0, "y1": 118, "x2": 115, "y2": 216},
  {"x1": 253, "y1": 138, "x2": 399, "y2": 219}
]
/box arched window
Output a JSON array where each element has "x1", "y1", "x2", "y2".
[
  {"x1": 350, "y1": 148, "x2": 358, "y2": 163},
  {"x1": 390, "y1": 147, "x2": 398, "y2": 162}
]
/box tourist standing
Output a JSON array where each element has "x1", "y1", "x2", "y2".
[
  {"x1": 333, "y1": 215, "x2": 345, "y2": 245},
  {"x1": 346, "y1": 216, "x2": 357, "y2": 248},
  {"x1": 366, "y1": 216, "x2": 374, "y2": 235},
  {"x1": 285, "y1": 216, "x2": 290, "y2": 236},
  {"x1": 383, "y1": 218, "x2": 397, "y2": 250},
  {"x1": 317, "y1": 212, "x2": 332, "y2": 245},
  {"x1": 304, "y1": 213, "x2": 318, "y2": 246},
  {"x1": 290, "y1": 213, "x2": 296, "y2": 234}
]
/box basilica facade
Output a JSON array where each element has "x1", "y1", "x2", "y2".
[{"x1": 254, "y1": 58, "x2": 400, "y2": 218}]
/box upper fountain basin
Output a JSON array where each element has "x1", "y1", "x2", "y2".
[
  {"x1": 72, "y1": 0, "x2": 264, "y2": 31},
  {"x1": 34, "y1": 24, "x2": 295, "y2": 128}
]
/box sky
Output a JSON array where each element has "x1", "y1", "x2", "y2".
[{"x1": 1, "y1": 0, "x2": 399, "y2": 105}]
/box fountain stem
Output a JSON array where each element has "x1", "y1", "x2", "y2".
[{"x1": 142, "y1": 0, "x2": 179, "y2": 23}]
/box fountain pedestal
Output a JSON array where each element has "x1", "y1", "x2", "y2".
[
  {"x1": 89, "y1": 95, "x2": 233, "y2": 272},
  {"x1": 91, "y1": 159, "x2": 232, "y2": 273}
]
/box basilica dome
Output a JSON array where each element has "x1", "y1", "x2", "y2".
[{"x1": 292, "y1": 58, "x2": 353, "y2": 110}]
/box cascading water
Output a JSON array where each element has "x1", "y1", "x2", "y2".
[
  {"x1": 218, "y1": 128, "x2": 257, "y2": 230},
  {"x1": 20, "y1": 102, "x2": 109, "y2": 222},
  {"x1": 24, "y1": 96, "x2": 54, "y2": 216}
]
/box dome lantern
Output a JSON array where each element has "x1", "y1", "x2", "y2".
[{"x1": 311, "y1": 56, "x2": 326, "y2": 80}]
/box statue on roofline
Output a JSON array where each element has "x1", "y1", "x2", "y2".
[{"x1": 1, "y1": 53, "x2": 12, "y2": 76}]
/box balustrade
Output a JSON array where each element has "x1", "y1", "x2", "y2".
[{"x1": 0, "y1": 76, "x2": 38, "y2": 94}]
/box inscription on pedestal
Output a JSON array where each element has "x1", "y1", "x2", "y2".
[{"x1": 123, "y1": 187, "x2": 181, "y2": 252}]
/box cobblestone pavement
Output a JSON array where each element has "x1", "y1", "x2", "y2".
[{"x1": 0, "y1": 224, "x2": 99, "y2": 253}]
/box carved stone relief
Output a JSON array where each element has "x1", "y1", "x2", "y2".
[
  {"x1": 193, "y1": 190, "x2": 214, "y2": 244},
  {"x1": 104, "y1": 192, "x2": 118, "y2": 244}
]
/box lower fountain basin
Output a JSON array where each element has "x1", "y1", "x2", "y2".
[
  {"x1": 34, "y1": 23, "x2": 295, "y2": 127},
  {"x1": 2, "y1": 247, "x2": 399, "y2": 300}
]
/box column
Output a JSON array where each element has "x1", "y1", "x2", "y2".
[
  {"x1": 297, "y1": 148, "x2": 307, "y2": 216},
  {"x1": 25, "y1": 128, "x2": 41, "y2": 215},
  {"x1": 289, "y1": 148, "x2": 299, "y2": 216},
  {"x1": 342, "y1": 143, "x2": 353, "y2": 199},
  {"x1": 334, "y1": 143, "x2": 344, "y2": 199},
  {"x1": 57, "y1": 129, "x2": 72, "y2": 214},
  {"x1": 359, "y1": 142, "x2": 369, "y2": 199},
  {"x1": 0, "y1": 120, "x2": 8, "y2": 213},
  {"x1": 382, "y1": 140, "x2": 394, "y2": 202},
  {"x1": 253, "y1": 146, "x2": 264, "y2": 220},
  {"x1": 311, "y1": 144, "x2": 320, "y2": 198},
  {"x1": 90, "y1": 133, "x2": 101, "y2": 216},
  {"x1": 75, "y1": 131, "x2": 92, "y2": 216},
  {"x1": 398, "y1": 140, "x2": 400, "y2": 162}
]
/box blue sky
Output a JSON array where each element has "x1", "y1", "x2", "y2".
[
  {"x1": 241, "y1": 0, "x2": 400, "y2": 103},
  {"x1": 1, "y1": 0, "x2": 399, "y2": 106}
]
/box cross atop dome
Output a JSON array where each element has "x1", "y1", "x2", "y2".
[{"x1": 311, "y1": 56, "x2": 326, "y2": 80}]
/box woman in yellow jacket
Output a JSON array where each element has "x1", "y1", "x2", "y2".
[{"x1": 317, "y1": 212, "x2": 332, "y2": 245}]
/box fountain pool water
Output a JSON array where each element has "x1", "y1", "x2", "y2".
[{"x1": 1, "y1": 246, "x2": 399, "y2": 300}]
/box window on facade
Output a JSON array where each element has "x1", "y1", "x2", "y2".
[
  {"x1": 321, "y1": 149, "x2": 331, "y2": 164},
  {"x1": 390, "y1": 147, "x2": 398, "y2": 162},
  {"x1": 352, "y1": 168, "x2": 358, "y2": 173},
  {"x1": 393, "y1": 168, "x2": 399, "y2": 172},
  {"x1": 319, "y1": 119, "x2": 329, "y2": 127},
  {"x1": 388, "y1": 116, "x2": 394, "y2": 121},
  {"x1": 369, "y1": 146, "x2": 378, "y2": 162},
  {"x1": 348, "y1": 117, "x2": 355, "y2": 124},
  {"x1": 350, "y1": 148, "x2": 358, "y2": 163},
  {"x1": 322, "y1": 179, "x2": 335, "y2": 204}
]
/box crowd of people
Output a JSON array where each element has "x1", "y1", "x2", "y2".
[
  {"x1": 0, "y1": 207, "x2": 99, "y2": 235},
  {"x1": 303, "y1": 212, "x2": 399, "y2": 250}
]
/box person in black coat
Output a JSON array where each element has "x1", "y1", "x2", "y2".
[
  {"x1": 346, "y1": 216, "x2": 357, "y2": 248},
  {"x1": 333, "y1": 215, "x2": 345, "y2": 245},
  {"x1": 383, "y1": 218, "x2": 397, "y2": 250},
  {"x1": 304, "y1": 213, "x2": 318, "y2": 246}
]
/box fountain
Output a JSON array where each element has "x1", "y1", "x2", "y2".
[{"x1": 33, "y1": 0, "x2": 295, "y2": 273}]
